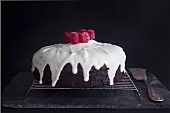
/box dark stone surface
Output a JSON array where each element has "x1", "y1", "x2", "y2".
[{"x1": 2, "y1": 70, "x2": 170, "y2": 109}]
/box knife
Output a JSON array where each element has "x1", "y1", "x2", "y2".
[{"x1": 128, "y1": 68, "x2": 164, "y2": 102}]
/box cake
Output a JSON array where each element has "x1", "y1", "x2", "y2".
[{"x1": 31, "y1": 29, "x2": 126, "y2": 87}]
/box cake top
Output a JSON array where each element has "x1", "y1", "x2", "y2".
[{"x1": 31, "y1": 29, "x2": 126, "y2": 87}]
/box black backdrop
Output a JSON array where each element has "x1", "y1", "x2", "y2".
[{"x1": 2, "y1": 0, "x2": 170, "y2": 112}]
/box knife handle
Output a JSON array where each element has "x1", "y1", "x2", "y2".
[{"x1": 144, "y1": 80, "x2": 164, "y2": 102}]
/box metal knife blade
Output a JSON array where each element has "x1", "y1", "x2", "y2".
[{"x1": 129, "y1": 68, "x2": 147, "y2": 81}]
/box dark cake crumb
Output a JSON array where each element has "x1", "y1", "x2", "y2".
[{"x1": 32, "y1": 63, "x2": 124, "y2": 87}]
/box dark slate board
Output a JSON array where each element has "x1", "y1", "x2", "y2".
[{"x1": 2, "y1": 70, "x2": 170, "y2": 109}]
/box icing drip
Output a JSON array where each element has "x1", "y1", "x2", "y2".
[{"x1": 32, "y1": 40, "x2": 126, "y2": 86}]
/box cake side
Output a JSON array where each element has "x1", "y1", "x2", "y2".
[{"x1": 33, "y1": 63, "x2": 125, "y2": 88}]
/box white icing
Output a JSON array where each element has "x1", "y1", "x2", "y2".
[{"x1": 32, "y1": 40, "x2": 126, "y2": 86}]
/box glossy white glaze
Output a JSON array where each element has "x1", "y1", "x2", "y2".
[{"x1": 32, "y1": 40, "x2": 126, "y2": 86}]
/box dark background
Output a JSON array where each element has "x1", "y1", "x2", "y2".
[{"x1": 2, "y1": 0, "x2": 170, "y2": 113}]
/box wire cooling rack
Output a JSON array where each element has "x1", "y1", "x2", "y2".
[{"x1": 26, "y1": 72, "x2": 141, "y2": 100}]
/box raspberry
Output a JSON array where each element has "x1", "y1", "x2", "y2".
[
  {"x1": 64, "y1": 29, "x2": 95, "y2": 44},
  {"x1": 87, "y1": 29, "x2": 95, "y2": 40},
  {"x1": 63, "y1": 32, "x2": 70, "y2": 43},
  {"x1": 79, "y1": 29, "x2": 86, "y2": 32},
  {"x1": 78, "y1": 31, "x2": 90, "y2": 43},
  {"x1": 69, "y1": 32, "x2": 79, "y2": 44}
]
